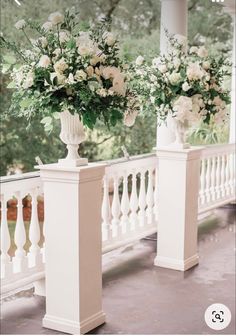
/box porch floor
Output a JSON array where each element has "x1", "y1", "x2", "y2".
[{"x1": 1, "y1": 206, "x2": 235, "y2": 335}]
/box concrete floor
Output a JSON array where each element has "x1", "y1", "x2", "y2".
[{"x1": 1, "y1": 206, "x2": 235, "y2": 335}]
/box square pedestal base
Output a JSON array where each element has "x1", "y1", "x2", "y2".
[
  {"x1": 43, "y1": 311, "x2": 106, "y2": 335},
  {"x1": 58, "y1": 157, "x2": 88, "y2": 167},
  {"x1": 154, "y1": 254, "x2": 199, "y2": 271}
]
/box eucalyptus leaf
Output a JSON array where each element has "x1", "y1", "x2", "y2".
[{"x1": 41, "y1": 116, "x2": 52, "y2": 124}]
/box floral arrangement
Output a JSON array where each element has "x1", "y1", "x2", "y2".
[
  {"x1": 132, "y1": 34, "x2": 231, "y2": 127},
  {"x1": 1, "y1": 10, "x2": 138, "y2": 132}
]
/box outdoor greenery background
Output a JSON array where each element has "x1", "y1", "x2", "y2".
[{"x1": 0, "y1": 0, "x2": 233, "y2": 175}]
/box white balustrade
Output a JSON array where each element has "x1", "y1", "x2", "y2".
[
  {"x1": 0, "y1": 172, "x2": 44, "y2": 295},
  {"x1": 1, "y1": 145, "x2": 235, "y2": 296},
  {"x1": 102, "y1": 154, "x2": 158, "y2": 253},
  {"x1": 199, "y1": 143, "x2": 236, "y2": 214}
]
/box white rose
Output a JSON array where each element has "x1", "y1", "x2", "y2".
[
  {"x1": 192, "y1": 94, "x2": 204, "y2": 108},
  {"x1": 59, "y1": 31, "x2": 70, "y2": 43},
  {"x1": 78, "y1": 45, "x2": 93, "y2": 57},
  {"x1": 189, "y1": 46, "x2": 198, "y2": 54},
  {"x1": 90, "y1": 55, "x2": 103, "y2": 66},
  {"x1": 169, "y1": 72, "x2": 181, "y2": 85},
  {"x1": 213, "y1": 96, "x2": 225, "y2": 108},
  {"x1": 182, "y1": 82, "x2": 190, "y2": 92},
  {"x1": 101, "y1": 66, "x2": 120, "y2": 80},
  {"x1": 202, "y1": 61, "x2": 210, "y2": 70},
  {"x1": 187, "y1": 62, "x2": 204, "y2": 81},
  {"x1": 54, "y1": 58, "x2": 68, "y2": 73},
  {"x1": 15, "y1": 19, "x2": 26, "y2": 30},
  {"x1": 48, "y1": 12, "x2": 64, "y2": 25},
  {"x1": 124, "y1": 110, "x2": 138, "y2": 127},
  {"x1": 75, "y1": 69, "x2": 87, "y2": 81},
  {"x1": 112, "y1": 74, "x2": 126, "y2": 96},
  {"x1": 97, "y1": 88, "x2": 107, "y2": 97},
  {"x1": 103, "y1": 32, "x2": 116, "y2": 46},
  {"x1": 158, "y1": 64, "x2": 167, "y2": 73},
  {"x1": 135, "y1": 55, "x2": 144, "y2": 66},
  {"x1": 42, "y1": 21, "x2": 53, "y2": 32},
  {"x1": 38, "y1": 55, "x2": 51, "y2": 68},
  {"x1": 22, "y1": 71, "x2": 34, "y2": 89},
  {"x1": 85, "y1": 66, "x2": 94, "y2": 77},
  {"x1": 197, "y1": 46, "x2": 208, "y2": 58}
]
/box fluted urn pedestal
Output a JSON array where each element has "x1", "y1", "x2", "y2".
[{"x1": 58, "y1": 110, "x2": 88, "y2": 167}]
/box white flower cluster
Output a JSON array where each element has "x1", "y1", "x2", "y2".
[
  {"x1": 133, "y1": 34, "x2": 229, "y2": 127},
  {"x1": 10, "y1": 11, "x2": 137, "y2": 130}
]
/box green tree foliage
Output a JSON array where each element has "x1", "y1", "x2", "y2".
[{"x1": 0, "y1": 0, "x2": 233, "y2": 175}]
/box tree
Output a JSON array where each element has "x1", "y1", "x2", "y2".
[{"x1": 0, "y1": 0, "x2": 233, "y2": 175}]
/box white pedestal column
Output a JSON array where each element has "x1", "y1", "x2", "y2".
[
  {"x1": 156, "y1": 0, "x2": 188, "y2": 147},
  {"x1": 154, "y1": 147, "x2": 203, "y2": 271},
  {"x1": 38, "y1": 163, "x2": 106, "y2": 334}
]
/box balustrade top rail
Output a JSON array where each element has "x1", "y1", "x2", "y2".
[
  {"x1": 0, "y1": 171, "x2": 40, "y2": 183},
  {"x1": 201, "y1": 143, "x2": 235, "y2": 158}
]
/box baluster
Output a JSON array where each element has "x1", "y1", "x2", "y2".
[
  {"x1": 229, "y1": 153, "x2": 235, "y2": 196},
  {"x1": 101, "y1": 176, "x2": 111, "y2": 243},
  {"x1": 225, "y1": 154, "x2": 230, "y2": 196},
  {"x1": 220, "y1": 154, "x2": 226, "y2": 198},
  {"x1": 41, "y1": 211, "x2": 45, "y2": 264},
  {"x1": 129, "y1": 170, "x2": 139, "y2": 231},
  {"x1": 200, "y1": 158, "x2": 206, "y2": 205},
  {"x1": 13, "y1": 192, "x2": 27, "y2": 273},
  {"x1": 138, "y1": 169, "x2": 147, "y2": 228},
  {"x1": 215, "y1": 155, "x2": 221, "y2": 200},
  {"x1": 146, "y1": 168, "x2": 154, "y2": 225},
  {"x1": 28, "y1": 189, "x2": 41, "y2": 267},
  {"x1": 111, "y1": 175, "x2": 121, "y2": 239},
  {"x1": 210, "y1": 155, "x2": 216, "y2": 202},
  {"x1": 153, "y1": 167, "x2": 158, "y2": 222},
  {"x1": 0, "y1": 195, "x2": 12, "y2": 279},
  {"x1": 205, "y1": 157, "x2": 211, "y2": 203},
  {"x1": 120, "y1": 173, "x2": 130, "y2": 235}
]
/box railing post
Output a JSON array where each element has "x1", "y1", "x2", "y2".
[
  {"x1": 154, "y1": 147, "x2": 203, "y2": 271},
  {"x1": 38, "y1": 163, "x2": 106, "y2": 334}
]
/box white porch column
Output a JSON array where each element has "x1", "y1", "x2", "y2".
[
  {"x1": 156, "y1": 0, "x2": 188, "y2": 147},
  {"x1": 154, "y1": 147, "x2": 203, "y2": 271},
  {"x1": 38, "y1": 163, "x2": 106, "y2": 334},
  {"x1": 221, "y1": 1, "x2": 236, "y2": 144},
  {"x1": 228, "y1": 8, "x2": 235, "y2": 143}
]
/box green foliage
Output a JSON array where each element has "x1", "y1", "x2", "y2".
[
  {"x1": 131, "y1": 34, "x2": 231, "y2": 127},
  {"x1": 1, "y1": 8, "x2": 136, "y2": 132},
  {"x1": 0, "y1": 0, "x2": 233, "y2": 175}
]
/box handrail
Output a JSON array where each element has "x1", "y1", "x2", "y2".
[
  {"x1": 201, "y1": 143, "x2": 235, "y2": 158},
  {"x1": 0, "y1": 171, "x2": 40, "y2": 184}
]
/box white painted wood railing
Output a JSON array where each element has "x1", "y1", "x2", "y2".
[
  {"x1": 102, "y1": 154, "x2": 158, "y2": 253},
  {"x1": 199, "y1": 143, "x2": 236, "y2": 214},
  {"x1": 1, "y1": 144, "x2": 235, "y2": 296},
  {"x1": 0, "y1": 172, "x2": 45, "y2": 296}
]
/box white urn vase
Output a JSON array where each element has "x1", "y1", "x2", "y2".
[
  {"x1": 58, "y1": 110, "x2": 88, "y2": 166},
  {"x1": 170, "y1": 118, "x2": 190, "y2": 149}
]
